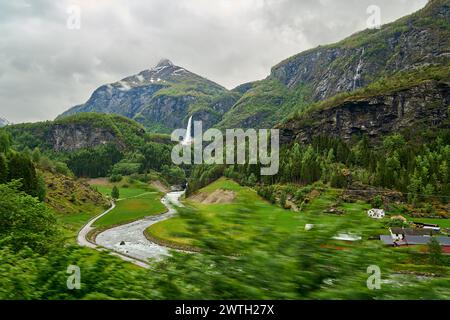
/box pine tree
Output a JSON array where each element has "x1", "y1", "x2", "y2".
[
  {"x1": 279, "y1": 191, "x2": 287, "y2": 209},
  {"x1": 428, "y1": 238, "x2": 443, "y2": 265},
  {"x1": 7, "y1": 152, "x2": 38, "y2": 198},
  {"x1": 111, "y1": 186, "x2": 120, "y2": 200},
  {"x1": 0, "y1": 130, "x2": 12, "y2": 154},
  {"x1": 247, "y1": 173, "x2": 257, "y2": 186},
  {"x1": 32, "y1": 148, "x2": 41, "y2": 163},
  {"x1": 0, "y1": 154, "x2": 7, "y2": 183}
]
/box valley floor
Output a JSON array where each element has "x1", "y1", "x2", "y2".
[{"x1": 74, "y1": 176, "x2": 449, "y2": 281}]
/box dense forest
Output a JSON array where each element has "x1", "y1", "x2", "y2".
[
  {"x1": 186, "y1": 129, "x2": 450, "y2": 218},
  {"x1": 1, "y1": 113, "x2": 186, "y2": 186},
  {"x1": 1, "y1": 175, "x2": 449, "y2": 299},
  {"x1": 1, "y1": 137, "x2": 449, "y2": 300}
]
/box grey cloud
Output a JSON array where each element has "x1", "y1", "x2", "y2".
[{"x1": 0, "y1": 0, "x2": 427, "y2": 123}]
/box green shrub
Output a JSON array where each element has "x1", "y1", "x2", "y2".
[
  {"x1": 54, "y1": 161, "x2": 73, "y2": 176},
  {"x1": 371, "y1": 195, "x2": 383, "y2": 208},
  {"x1": 109, "y1": 174, "x2": 123, "y2": 183},
  {"x1": 112, "y1": 161, "x2": 141, "y2": 176},
  {"x1": 111, "y1": 186, "x2": 120, "y2": 200}
]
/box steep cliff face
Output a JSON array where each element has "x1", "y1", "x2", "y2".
[
  {"x1": 271, "y1": 8, "x2": 449, "y2": 101},
  {"x1": 7, "y1": 113, "x2": 145, "y2": 152},
  {"x1": 136, "y1": 95, "x2": 196, "y2": 129},
  {"x1": 280, "y1": 79, "x2": 450, "y2": 145},
  {"x1": 57, "y1": 1, "x2": 449, "y2": 133},
  {"x1": 220, "y1": 0, "x2": 450, "y2": 129},
  {"x1": 60, "y1": 59, "x2": 239, "y2": 132},
  {"x1": 65, "y1": 83, "x2": 165, "y2": 119},
  {"x1": 47, "y1": 123, "x2": 126, "y2": 152}
]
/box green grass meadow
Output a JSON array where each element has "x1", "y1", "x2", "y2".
[
  {"x1": 92, "y1": 179, "x2": 166, "y2": 228},
  {"x1": 146, "y1": 177, "x2": 379, "y2": 249}
]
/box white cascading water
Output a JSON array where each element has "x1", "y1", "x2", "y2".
[
  {"x1": 182, "y1": 115, "x2": 193, "y2": 145},
  {"x1": 352, "y1": 48, "x2": 365, "y2": 90}
]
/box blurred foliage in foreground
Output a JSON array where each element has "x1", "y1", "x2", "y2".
[{"x1": 1, "y1": 188, "x2": 449, "y2": 299}]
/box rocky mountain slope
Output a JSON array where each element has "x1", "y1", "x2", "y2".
[
  {"x1": 57, "y1": 0, "x2": 448, "y2": 136},
  {"x1": 60, "y1": 59, "x2": 241, "y2": 132},
  {"x1": 6, "y1": 113, "x2": 145, "y2": 152},
  {"x1": 279, "y1": 66, "x2": 450, "y2": 144},
  {"x1": 219, "y1": 0, "x2": 450, "y2": 129}
]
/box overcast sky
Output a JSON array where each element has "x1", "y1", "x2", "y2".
[{"x1": 0, "y1": 0, "x2": 428, "y2": 123}]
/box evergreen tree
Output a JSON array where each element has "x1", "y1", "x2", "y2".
[
  {"x1": 7, "y1": 152, "x2": 38, "y2": 198},
  {"x1": 407, "y1": 172, "x2": 422, "y2": 204},
  {"x1": 111, "y1": 186, "x2": 120, "y2": 200},
  {"x1": 279, "y1": 191, "x2": 287, "y2": 209},
  {"x1": 31, "y1": 148, "x2": 41, "y2": 163},
  {"x1": 36, "y1": 174, "x2": 47, "y2": 202},
  {"x1": 0, "y1": 154, "x2": 7, "y2": 183},
  {"x1": 0, "y1": 130, "x2": 12, "y2": 154},
  {"x1": 247, "y1": 173, "x2": 257, "y2": 186},
  {"x1": 428, "y1": 238, "x2": 443, "y2": 266}
]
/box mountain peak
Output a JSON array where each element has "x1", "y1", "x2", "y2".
[
  {"x1": 156, "y1": 58, "x2": 174, "y2": 68},
  {"x1": 0, "y1": 117, "x2": 10, "y2": 127}
]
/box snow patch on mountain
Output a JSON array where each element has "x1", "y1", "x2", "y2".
[
  {"x1": 119, "y1": 81, "x2": 131, "y2": 91},
  {"x1": 136, "y1": 75, "x2": 144, "y2": 82}
]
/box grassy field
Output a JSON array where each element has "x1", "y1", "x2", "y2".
[
  {"x1": 145, "y1": 177, "x2": 450, "y2": 280},
  {"x1": 146, "y1": 178, "x2": 297, "y2": 248},
  {"x1": 95, "y1": 184, "x2": 151, "y2": 199},
  {"x1": 58, "y1": 207, "x2": 106, "y2": 244},
  {"x1": 146, "y1": 177, "x2": 378, "y2": 249},
  {"x1": 92, "y1": 180, "x2": 166, "y2": 229}
]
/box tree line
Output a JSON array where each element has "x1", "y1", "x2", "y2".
[
  {"x1": 187, "y1": 130, "x2": 449, "y2": 208},
  {"x1": 0, "y1": 131, "x2": 45, "y2": 200}
]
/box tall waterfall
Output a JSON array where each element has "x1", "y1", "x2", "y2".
[{"x1": 182, "y1": 115, "x2": 193, "y2": 145}]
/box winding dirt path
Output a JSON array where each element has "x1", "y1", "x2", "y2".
[{"x1": 77, "y1": 190, "x2": 184, "y2": 268}]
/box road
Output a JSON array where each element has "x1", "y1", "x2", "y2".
[{"x1": 77, "y1": 202, "x2": 116, "y2": 248}]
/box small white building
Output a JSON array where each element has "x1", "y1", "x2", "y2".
[{"x1": 367, "y1": 208, "x2": 385, "y2": 219}]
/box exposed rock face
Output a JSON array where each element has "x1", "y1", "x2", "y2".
[
  {"x1": 280, "y1": 80, "x2": 450, "y2": 144},
  {"x1": 6, "y1": 113, "x2": 145, "y2": 152},
  {"x1": 138, "y1": 95, "x2": 196, "y2": 129},
  {"x1": 189, "y1": 189, "x2": 236, "y2": 204},
  {"x1": 48, "y1": 123, "x2": 126, "y2": 152},
  {"x1": 272, "y1": 34, "x2": 448, "y2": 102},
  {"x1": 60, "y1": 59, "x2": 239, "y2": 132},
  {"x1": 271, "y1": 1, "x2": 449, "y2": 101},
  {"x1": 66, "y1": 83, "x2": 165, "y2": 119},
  {"x1": 58, "y1": 1, "x2": 449, "y2": 133},
  {"x1": 341, "y1": 182, "x2": 405, "y2": 207}
]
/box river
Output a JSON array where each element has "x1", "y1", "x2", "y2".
[{"x1": 78, "y1": 190, "x2": 184, "y2": 267}]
